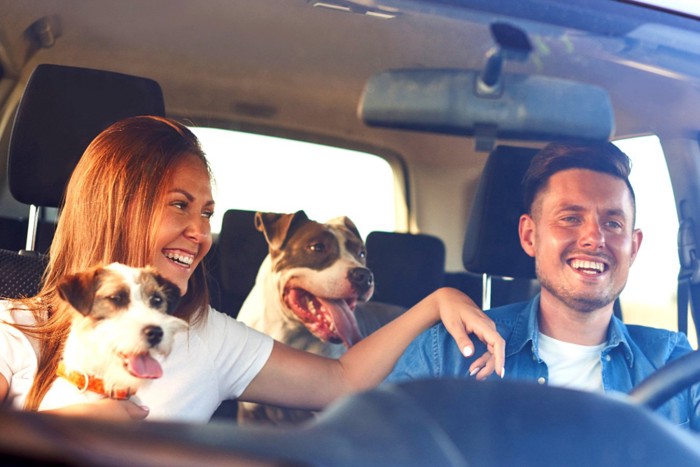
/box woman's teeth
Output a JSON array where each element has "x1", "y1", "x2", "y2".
[{"x1": 165, "y1": 252, "x2": 193, "y2": 266}]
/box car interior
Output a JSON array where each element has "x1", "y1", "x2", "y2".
[{"x1": 2, "y1": 0, "x2": 700, "y2": 465}]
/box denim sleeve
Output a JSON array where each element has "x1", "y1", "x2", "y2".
[
  {"x1": 385, "y1": 325, "x2": 440, "y2": 383},
  {"x1": 385, "y1": 323, "x2": 480, "y2": 383}
]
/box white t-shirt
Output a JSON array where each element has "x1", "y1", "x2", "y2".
[
  {"x1": 537, "y1": 332, "x2": 605, "y2": 392},
  {"x1": 0, "y1": 300, "x2": 274, "y2": 422},
  {"x1": 0, "y1": 303, "x2": 41, "y2": 411}
]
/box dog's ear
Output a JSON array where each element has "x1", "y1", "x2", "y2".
[
  {"x1": 327, "y1": 216, "x2": 362, "y2": 240},
  {"x1": 57, "y1": 268, "x2": 101, "y2": 316},
  {"x1": 343, "y1": 216, "x2": 362, "y2": 239},
  {"x1": 152, "y1": 272, "x2": 182, "y2": 315},
  {"x1": 255, "y1": 210, "x2": 309, "y2": 250}
]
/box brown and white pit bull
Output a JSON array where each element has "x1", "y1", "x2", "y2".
[{"x1": 236, "y1": 210, "x2": 378, "y2": 424}]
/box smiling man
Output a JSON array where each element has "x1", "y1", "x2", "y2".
[{"x1": 387, "y1": 141, "x2": 700, "y2": 430}]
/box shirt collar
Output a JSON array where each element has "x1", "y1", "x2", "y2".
[
  {"x1": 506, "y1": 293, "x2": 634, "y2": 367},
  {"x1": 604, "y1": 314, "x2": 635, "y2": 367},
  {"x1": 505, "y1": 294, "x2": 541, "y2": 358}
]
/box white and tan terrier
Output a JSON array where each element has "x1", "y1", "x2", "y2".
[{"x1": 39, "y1": 263, "x2": 187, "y2": 411}]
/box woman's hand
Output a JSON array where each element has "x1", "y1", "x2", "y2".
[
  {"x1": 43, "y1": 399, "x2": 150, "y2": 421},
  {"x1": 432, "y1": 287, "x2": 505, "y2": 380}
]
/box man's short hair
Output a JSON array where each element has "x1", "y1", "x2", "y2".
[{"x1": 522, "y1": 141, "x2": 636, "y2": 215}]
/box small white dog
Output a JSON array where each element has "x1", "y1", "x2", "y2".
[{"x1": 39, "y1": 263, "x2": 188, "y2": 410}]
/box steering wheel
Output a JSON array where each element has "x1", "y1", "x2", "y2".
[{"x1": 628, "y1": 350, "x2": 700, "y2": 409}]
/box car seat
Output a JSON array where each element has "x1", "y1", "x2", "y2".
[
  {"x1": 205, "y1": 209, "x2": 269, "y2": 318},
  {"x1": 365, "y1": 230, "x2": 446, "y2": 309},
  {"x1": 0, "y1": 64, "x2": 165, "y2": 299},
  {"x1": 462, "y1": 145, "x2": 539, "y2": 309}
]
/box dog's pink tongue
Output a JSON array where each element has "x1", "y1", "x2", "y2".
[
  {"x1": 126, "y1": 353, "x2": 163, "y2": 379},
  {"x1": 319, "y1": 298, "x2": 362, "y2": 348}
]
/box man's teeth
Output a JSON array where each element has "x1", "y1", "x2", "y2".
[
  {"x1": 165, "y1": 252, "x2": 193, "y2": 266},
  {"x1": 571, "y1": 259, "x2": 604, "y2": 273}
]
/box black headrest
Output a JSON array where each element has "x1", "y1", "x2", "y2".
[
  {"x1": 366, "y1": 231, "x2": 445, "y2": 308},
  {"x1": 462, "y1": 145, "x2": 538, "y2": 279},
  {"x1": 8, "y1": 64, "x2": 165, "y2": 207}
]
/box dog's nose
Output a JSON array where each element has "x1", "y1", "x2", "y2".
[
  {"x1": 144, "y1": 325, "x2": 164, "y2": 347},
  {"x1": 348, "y1": 267, "x2": 374, "y2": 292}
]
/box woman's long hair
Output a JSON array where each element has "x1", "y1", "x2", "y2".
[{"x1": 15, "y1": 116, "x2": 212, "y2": 409}]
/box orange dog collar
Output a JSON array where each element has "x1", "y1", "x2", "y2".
[{"x1": 56, "y1": 361, "x2": 135, "y2": 400}]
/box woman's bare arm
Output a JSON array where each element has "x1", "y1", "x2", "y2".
[
  {"x1": 0, "y1": 374, "x2": 8, "y2": 404},
  {"x1": 42, "y1": 399, "x2": 150, "y2": 420},
  {"x1": 240, "y1": 287, "x2": 504, "y2": 410}
]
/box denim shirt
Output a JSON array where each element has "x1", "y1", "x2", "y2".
[{"x1": 387, "y1": 294, "x2": 700, "y2": 431}]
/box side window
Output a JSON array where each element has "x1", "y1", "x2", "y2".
[
  {"x1": 614, "y1": 135, "x2": 696, "y2": 347},
  {"x1": 190, "y1": 127, "x2": 399, "y2": 238}
]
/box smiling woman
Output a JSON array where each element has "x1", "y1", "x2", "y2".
[{"x1": 191, "y1": 127, "x2": 399, "y2": 237}]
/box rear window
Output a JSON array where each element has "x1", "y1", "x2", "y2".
[{"x1": 191, "y1": 127, "x2": 398, "y2": 238}]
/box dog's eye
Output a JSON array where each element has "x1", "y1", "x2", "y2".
[
  {"x1": 150, "y1": 294, "x2": 164, "y2": 308},
  {"x1": 309, "y1": 242, "x2": 325, "y2": 253},
  {"x1": 107, "y1": 295, "x2": 124, "y2": 305},
  {"x1": 358, "y1": 249, "x2": 366, "y2": 259}
]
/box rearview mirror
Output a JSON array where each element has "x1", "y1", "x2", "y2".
[{"x1": 358, "y1": 69, "x2": 614, "y2": 150}]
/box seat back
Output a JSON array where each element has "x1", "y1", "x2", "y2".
[
  {"x1": 462, "y1": 145, "x2": 539, "y2": 308},
  {"x1": 206, "y1": 209, "x2": 269, "y2": 318},
  {"x1": 1, "y1": 64, "x2": 165, "y2": 299},
  {"x1": 366, "y1": 231, "x2": 445, "y2": 308},
  {"x1": 0, "y1": 249, "x2": 48, "y2": 299},
  {"x1": 0, "y1": 217, "x2": 56, "y2": 254}
]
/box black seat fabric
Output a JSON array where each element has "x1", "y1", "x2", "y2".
[
  {"x1": 0, "y1": 217, "x2": 56, "y2": 254},
  {"x1": 206, "y1": 209, "x2": 269, "y2": 318},
  {"x1": 366, "y1": 231, "x2": 445, "y2": 308},
  {"x1": 463, "y1": 145, "x2": 538, "y2": 279},
  {"x1": 0, "y1": 249, "x2": 48, "y2": 299}
]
